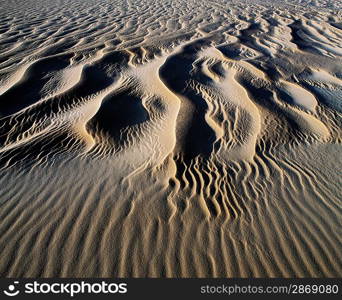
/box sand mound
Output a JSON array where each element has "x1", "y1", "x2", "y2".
[{"x1": 0, "y1": 0, "x2": 341, "y2": 277}]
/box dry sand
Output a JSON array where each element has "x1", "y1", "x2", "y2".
[{"x1": 0, "y1": 0, "x2": 341, "y2": 277}]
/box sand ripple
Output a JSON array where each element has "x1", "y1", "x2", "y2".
[{"x1": 0, "y1": 0, "x2": 341, "y2": 277}]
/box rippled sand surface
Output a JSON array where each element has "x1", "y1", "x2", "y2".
[{"x1": 0, "y1": 0, "x2": 341, "y2": 277}]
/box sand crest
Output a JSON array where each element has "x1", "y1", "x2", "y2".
[{"x1": 0, "y1": 0, "x2": 341, "y2": 277}]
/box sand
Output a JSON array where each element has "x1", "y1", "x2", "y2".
[{"x1": 0, "y1": 0, "x2": 341, "y2": 277}]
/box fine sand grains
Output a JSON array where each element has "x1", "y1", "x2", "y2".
[{"x1": 0, "y1": 0, "x2": 341, "y2": 277}]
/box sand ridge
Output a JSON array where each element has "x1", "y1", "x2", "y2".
[{"x1": 0, "y1": 0, "x2": 341, "y2": 277}]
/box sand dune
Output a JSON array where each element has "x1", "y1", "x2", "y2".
[{"x1": 0, "y1": 0, "x2": 341, "y2": 277}]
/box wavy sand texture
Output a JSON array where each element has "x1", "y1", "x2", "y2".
[{"x1": 0, "y1": 0, "x2": 341, "y2": 277}]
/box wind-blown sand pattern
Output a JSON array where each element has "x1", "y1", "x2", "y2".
[{"x1": 0, "y1": 0, "x2": 341, "y2": 277}]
